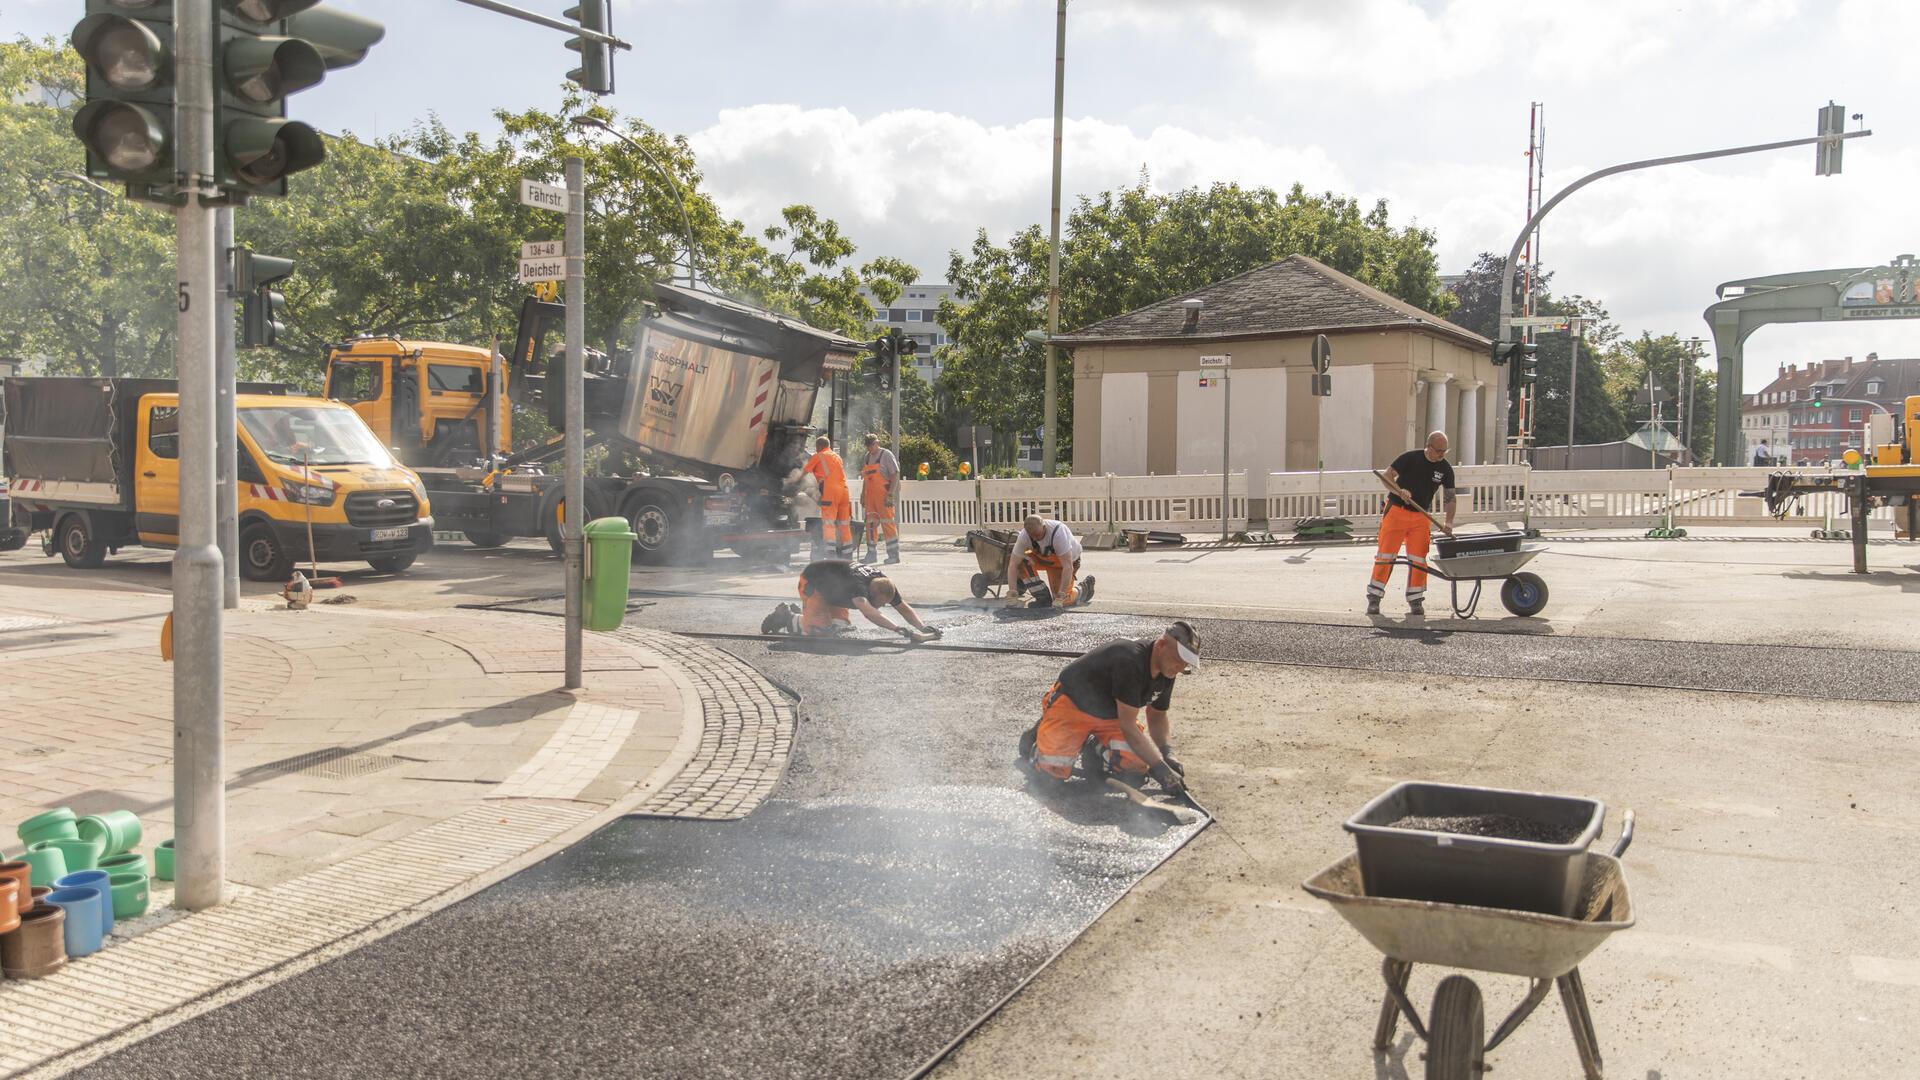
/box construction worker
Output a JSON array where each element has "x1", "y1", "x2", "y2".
[
  {"x1": 1017, "y1": 621, "x2": 1201, "y2": 796},
  {"x1": 1369, "y1": 430, "x2": 1457, "y2": 617},
  {"x1": 1005, "y1": 514, "x2": 1094, "y2": 607},
  {"x1": 762, "y1": 559, "x2": 938, "y2": 642},
  {"x1": 859, "y1": 432, "x2": 901, "y2": 564},
  {"x1": 803, "y1": 435, "x2": 853, "y2": 558}
]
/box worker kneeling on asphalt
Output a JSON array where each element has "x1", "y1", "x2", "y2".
[
  {"x1": 1018, "y1": 621, "x2": 1200, "y2": 796},
  {"x1": 1006, "y1": 514, "x2": 1094, "y2": 608},
  {"x1": 763, "y1": 559, "x2": 940, "y2": 643}
]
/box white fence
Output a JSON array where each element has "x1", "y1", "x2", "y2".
[{"x1": 860, "y1": 465, "x2": 1885, "y2": 537}]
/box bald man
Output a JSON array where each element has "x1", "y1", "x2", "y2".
[{"x1": 1369, "y1": 431, "x2": 1456, "y2": 617}]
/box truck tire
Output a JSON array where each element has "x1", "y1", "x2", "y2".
[
  {"x1": 56, "y1": 515, "x2": 106, "y2": 569},
  {"x1": 623, "y1": 492, "x2": 681, "y2": 567},
  {"x1": 463, "y1": 528, "x2": 507, "y2": 549},
  {"x1": 368, "y1": 552, "x2": 416, "y2": 573},
  {"x1": 0, "y1": 528, "x2": 28, "y2": 553},
  {"x1": 539, "y1": 485, "x2": 613, "y2": 554},
  {"x1": 239, "y1": 522, "x2": 293, "y2": 582}
]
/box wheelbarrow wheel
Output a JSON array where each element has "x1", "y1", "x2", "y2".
[
  {"x1": 1500, "y1": 571, "x2": 1549, "y2": 617},
  {"x1": 970, "y1": 572, "x2": 989, "y2": 599},
  {"x1": 1425, "y1": 975, "x2": 1486, "y2": 1080}
]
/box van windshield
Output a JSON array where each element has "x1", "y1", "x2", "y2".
[{"x1": 240, "y1": 406, "x2": 395, "y2": 467}]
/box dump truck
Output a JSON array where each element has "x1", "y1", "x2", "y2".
[
  {"x1": 323, "y1": 283, "x2": 862, "y2": 565},
  {"x1": 1759, "y1": 394, "x2": 1920, "y2": 572},
  {"x1": 1, "y1": 377, "x2": 434, "y2": 579}
]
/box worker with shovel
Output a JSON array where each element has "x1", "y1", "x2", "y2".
[
  {"x1": 762, "y1": 559, "x2": 939, "y2": 643},
  {"x1": 1368, "y1": 430, "x2": 1457, "y2": 617},
  {"x1": 1017, "y1": 621, "x2": 1200, "y2": 797},
  {"x1": 1004, "y1": 514, "x2": 1094, "y2": 608}
]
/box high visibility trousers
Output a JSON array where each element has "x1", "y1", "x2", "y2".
[
  {"x1": 797, "y1": 578, "x2": 850, "y2": 635},
  {"x1": 1018, "y1": 551, "x2": 1078, "y2": 605},
  {"x1": 862, "y1": 488, "x2": 898, "y2": 558},
  {"x1": 820, "y1": 491, "x2": 853, "y2": 550},
  {"x1": 1029, "y1": 683, "x2": 1146, "y2": 780},
  {"x1": 1369, "y1": 505, "x2": 1432, "y2": 600}
]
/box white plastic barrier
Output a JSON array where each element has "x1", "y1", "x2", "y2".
[
  {"x1": 1527, "y1": 470, "x2": 1669, "y2": 529},
  {"x1": 981, "y1": 476, "x2": 1114, "y2": 532},
  {"x1": 895, "y1": 479, "x2": 980, "y2": 535},
  {"x1": 1262, "y1": 466, "x2": 1526, "y2": 532},
  {"x1": 1110, "y1": 473, "x2": 1251, "y2": 533}
]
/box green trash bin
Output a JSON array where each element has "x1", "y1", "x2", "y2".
[{"x1": 582, "y1": 516, "x2": 638, "y2": 631}]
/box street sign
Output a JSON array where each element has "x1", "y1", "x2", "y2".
[
  {"x1": 1511, "y1": 315, "x2": 1572, "y2": 331},
  {"x1": 1199, "y1": 354, "x2": 1231, "y2": 368},
  {"x1": 1311, "y1": 372, "x2": 1333, "y2": 397},
  {"x1": 521, "y1": 239, "x2": 562, "y2": 259},
  {"x1": 519, "y1": 256, "x2": 565, "y2": 283},
  {"x1": 1311, "y1": 333, "x2": 1332, "y2": 374},
  {"x1": 519, "y1": 178, "x2": 567, "y2": 212}
]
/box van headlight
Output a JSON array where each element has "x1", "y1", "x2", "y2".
[{"x1": 281, "y1": 480, "x2": 336, "y2": 506}]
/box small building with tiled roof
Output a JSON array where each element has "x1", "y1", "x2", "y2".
[{"x1": 1053, "y1": 254, "x2": 1499, "y2": 478}]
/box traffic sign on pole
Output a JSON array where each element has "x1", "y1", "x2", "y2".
[
  {"x1": 1198, "y1": 354, "x2": 1231, "y2": 368},
  {"x1": 520, "y1": 178, "x2": 567, "y2": 211},
  {"x1": 519, "y1": 256, "x2": 565, "y2": 283},
  {"x1": 522, "y1": 239, "x2": 562, "y2": 259}
]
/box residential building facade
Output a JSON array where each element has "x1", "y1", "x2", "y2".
[{"x1": 1744, "y1": 354, "x2": 1920, "y2": 465}]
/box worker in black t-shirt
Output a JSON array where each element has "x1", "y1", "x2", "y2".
[
  {"x1": 1368, "y1": 431, "x2": 1457, "y2": 617},
  {"x1": 761, "y1": 559, "x2": 938, "y2": 642},
  {"x1": 1017, "y1": 621, "x2": 1202, "y2": 796}
]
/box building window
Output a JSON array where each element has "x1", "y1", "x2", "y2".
[
  {"x1": 906, "y1": 310, "x2": 923, "y2": 322},
  {"x1": 1850, "y1": 408, "x2": 1863, "y2": 423},
  {"x1": 1789, "y1": 390, "x2": 1797, "y2": 401},
  {"x1": 1867, "y1": 380, "x2": 1882, "y2": 395},
  {"x1": 873, "y1": 309, "x2": 889, "y2": 321},
  {"x1": 888, "y1": 308, "x2": 906, "y2": 322}
]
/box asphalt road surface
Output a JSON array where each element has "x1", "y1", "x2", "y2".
[{"x1": 73, "y1": 606, "x2": 1202, "y2": 1080}]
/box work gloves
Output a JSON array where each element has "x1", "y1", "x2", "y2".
[
  {"x1": 897, "y1": 626, "x2": 936, "y2": 644},
  {"x1": 1150, "y1": 761, "x2": 1186, "y2": 797},
  {"x1": 1161, "y1": 752, "x2": 1185, "y2": 777}
]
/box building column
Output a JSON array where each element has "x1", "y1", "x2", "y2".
[
  {"x1": 1421, "y1": 370, "x2": 1453, "y2": 443},
  {"x1": 1458, "y1": 381, "x2": 1482, "y2": 465}
]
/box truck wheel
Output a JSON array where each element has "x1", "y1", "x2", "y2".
[
  {"x1": 624, "y1": 494, "x2": 680, "y2": 567},
  {"x1": 540, "y1": 486, "x2": 613, "y2": 554},
  {"x1": 1424, "y1": 975, "x2": 1485, "y2": 1080},
  {"x1": 239, "y1": 522, "x2": 293, "y2": 582},
  {"x1": 463, "y1": 528, "x2": 507, "y2": 549},
  {"x1": 368, "y1": 552, "x2": 416, "y2": 573},
  {"x1": 1500, "y1": 571, "x2": 1549, "y2": 617},
  {"x1": 0, "y1": 528, "x2": 28, "y2": 553},
  {"x1": 56, "y1": 515, "x2": 106, "y2": 569}
]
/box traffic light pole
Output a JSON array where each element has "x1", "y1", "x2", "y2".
[
  {"x1": 216, "y1": 206, "x2": 239, "y2": 610},
  {"x1": 173, "y1": 0, "x2": 226, "y2": 913},
  {"x1": 563, "y1": 155, "x2": 586, "y2": 691}
]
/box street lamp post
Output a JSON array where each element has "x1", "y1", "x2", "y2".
[
  {"x1": 1041, "y1": 0, "x2": 1067, "y2": 476},
  {"x1": 569, "y1": 116, "x2": 699, "y2": 288}
]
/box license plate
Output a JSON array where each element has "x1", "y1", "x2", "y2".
[{"x1": 371, "y1": 526, "x2": 410, "y2": 542}]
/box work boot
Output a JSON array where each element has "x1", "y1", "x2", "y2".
[
  {"x1": 860, "y1": 547, "x2": 878, "y2": 564},
  {"x1": 1076, "y1": 735, "x2": 1108, "y2": 782},
  {"x1": 760, "y1": 603, "x2": 797, "y2": 635},
  {"x1": 1016, "y1": 723, "x2": 1038, "y2": 764},
  {"x1": 885, "y1": 540, "x2": 901, "y2": 564},
  {"x1": 1407, "y1": 596, "x2": 1425, "y2": 617},
  {"x1": 1365, "y1": 596, "x2": 1381, "y2": 616},
  {"x1": 1077, "y1": 575, "x2": 1096, "y2": 606}
]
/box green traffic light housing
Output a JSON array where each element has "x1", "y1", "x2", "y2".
[
  {"x1": 235, "y1": 248, "x2": 295, "y2": 348},
  {"x1": 73, "y1": 13, "x2": 170, "y2": 92},
  {"x1": 222, "y1": 34, "x2": 325, "y2": 104},
  {"x1": 70, "y1": 5, "x2": 177, "y2": 193},
  {"x1": 565, "y1": 1, "x2": 614, "y2": 95},
  {"x1": 213, "y1": 3, "x2": 384, "y2": 199}
]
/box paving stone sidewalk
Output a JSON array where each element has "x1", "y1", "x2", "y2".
[{"x1": 0, "y1": 576, "x2": 795, "y2": 1077}]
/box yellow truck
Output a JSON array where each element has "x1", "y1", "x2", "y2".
[{"x1": 1, "y1": 377, "x2": 433, "y2": 579}]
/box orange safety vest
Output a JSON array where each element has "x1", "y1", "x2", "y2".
[{"x1": 804, "y1": 449, "x2": 849, "y2": 501}]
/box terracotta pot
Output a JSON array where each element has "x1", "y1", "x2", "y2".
[
  {"x1": 0, "y1": 860, "x2": 30, "y2": 920},
  {"x1": 0, "y1": 878, "x2": 17, "y2": 936},
  {"x1": 1, "y1": 903, "x2": 68, "y2": 979}
]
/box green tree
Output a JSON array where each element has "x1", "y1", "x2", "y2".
[
  {"x1": 939, "y1": 178, "x2": 1453, "y2": 467},
  {"x1": 1605, "y1": 333, "x2": 1715, "y2": 461},
  {"x1": 897, "y1": 433, "x2": 957, "y2": 480},
  {"x1": 0, "y1": 37, "x2": 177, "y2": 376}
]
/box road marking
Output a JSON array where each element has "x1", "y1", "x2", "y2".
[
  {"x1": 1611, "y1": 932, "x2": 1794, "y2": 971},
  {"x1": 1850, "y1": 956, "x2": 1920, "y2": 987}
]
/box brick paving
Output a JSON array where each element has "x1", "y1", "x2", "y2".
[{"x1": 618, "y1": 627, "x2": 796, "y2": 821}]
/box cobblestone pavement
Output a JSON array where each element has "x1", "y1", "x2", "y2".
[{"x1": 620, "y1": 627, "x2": 794, "y2": 820}]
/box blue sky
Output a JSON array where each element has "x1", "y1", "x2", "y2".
[{"x1": 9, "y1": 0, "x2": 1919, "y2": 388}]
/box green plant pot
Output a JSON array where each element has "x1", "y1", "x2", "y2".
[
  {"x1": 108, "y1": 872, "x2": 150, "y2": 919},
  {"x1": 154, "y1": 839, "x2": 175, "y2": 882},
  {"x1": 17, "y1": 808, "x2": 79, "y2": 848},
  {"x1": 20, "y1": 845, "x2": 68, "y2": 887},
  {"x1": 75, "y1": 811, "x2": 142, "y2": 858},
  {"x1": 98, "y1": 852, "x2": 148, "y2": 879},
  {"x1": 48, "y1": 837, "x2": 102, "y2": 873}
]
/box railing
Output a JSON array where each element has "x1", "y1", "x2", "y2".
[{"x1": 854, "y1": 465, "x2": 1891, "y2": 537}]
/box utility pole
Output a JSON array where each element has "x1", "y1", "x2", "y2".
[
  {"x1": 1566, "y1": 319, "x2": 1581, "y2": 470},
  {"x1": 173, "y1": 0, "x2": 225, "y2": 912},
  {"x1": 216, "y1": 206, "x2": 239, "y2": 610},
  {"x1": 563, "y1": 155, "x2": 586, "y2": 691},
  {"x1": 1041, "y1": 0, "x2": 1066, "y2": 476}
]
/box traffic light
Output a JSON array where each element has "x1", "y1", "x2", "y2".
[
  {"x1": 1816, "y1": 102, "x2": 1846, "y2": 176},
  {"x1": 1519, "y1": 343, "x2": 1539, "y2": 383},
  {"x1": 1811, "y1": 385, "x2": 1825, "y2": 404},
  {"x1": 234, "y1": 248, "x2": 294, "y2": 347},
  {"x1": 565, "y1": 2, "x2": 614, "y2": 95},
  {"x1": 216, "y1": 2, "x2": 385, "y2": 199},
  {"x1": 71, "y1": 2, "x2": 177, "y2": 196},
  {"x1": 869, "y1": 334, "x2": 897, "y2": 392}
]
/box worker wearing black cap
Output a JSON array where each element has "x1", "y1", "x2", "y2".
[{"x1": 1017, "y1": 621, "x2": 1201, "y2": 796}]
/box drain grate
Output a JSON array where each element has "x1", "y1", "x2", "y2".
[{"x1": 258, "y1": 748, "x2": 418, "y2": 780}]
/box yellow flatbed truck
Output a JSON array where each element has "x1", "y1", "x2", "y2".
[
  {"x1": 2, "y1": 377, "x2": 434, "y2": 580},
  {"x1": 1761, "y1": 395, "x2": 1920, "y2": 573}
]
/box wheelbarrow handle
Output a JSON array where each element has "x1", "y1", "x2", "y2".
[{"x1": 1609, "y1": 809, "x2": 1634, "y2": 859}]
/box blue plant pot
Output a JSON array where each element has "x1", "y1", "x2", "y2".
[
  {"x1": 44, "y1": 886, "x2": 105, "y2": 957},
  {"x1": 53, "y1": 870, "x2": 113, "y2": 938}
]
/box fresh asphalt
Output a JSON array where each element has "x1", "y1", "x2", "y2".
[{"x1": 68, "y1": 570, "x2": 1920, "y2": 1079}]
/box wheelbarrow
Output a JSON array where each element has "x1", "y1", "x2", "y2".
[
  {"x1": 1303, "y1": 810, "x2": 1636, "y2": 1080},
  {"x1": 965, "y1": 528, "x2": 1017, "y2": 598},
  {"x1": 1381, "y1": 530, "x2": 1549, "y2": 617}
]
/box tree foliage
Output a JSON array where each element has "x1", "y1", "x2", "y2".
[{"x1": 938, "y1": 178, "x2": 1454, "y2": 466}]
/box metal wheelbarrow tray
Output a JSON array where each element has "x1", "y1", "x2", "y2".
[{"x1": 965, "y1": 528, "x2": 1016, "y2": 598}]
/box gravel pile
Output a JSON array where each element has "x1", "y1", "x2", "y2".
[{"x1": 1386, "y1": 813, "x2": 1582, "y2": 845}]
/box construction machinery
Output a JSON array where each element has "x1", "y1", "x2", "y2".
[
  {"x1": 324, "y1": 284, "x2": 863, "y2": 565},
  {"x1": 1759, "y1": 394, "x2": 1920, "y2": 572}
]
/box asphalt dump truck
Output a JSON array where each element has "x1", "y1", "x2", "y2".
[
  {"x1": 1759, "y1": 393, "x2": 1920, "y2": 572},
  {"x1": 323, "y1": 282, "x2": 863, "y2": 566},
  {"x1": 1, "y1": 378, "x2": 434, "y2": 579}
]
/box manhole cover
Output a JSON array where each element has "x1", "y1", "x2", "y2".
[{"x1": 258, "y1": 748, "x2": 417, "y2": 780}]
